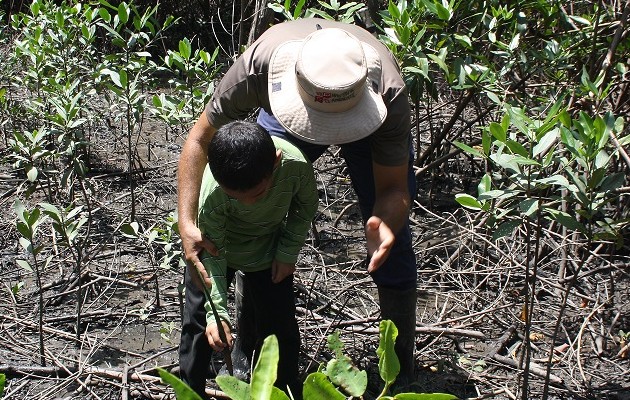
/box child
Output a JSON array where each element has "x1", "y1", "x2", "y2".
[{"x1": 193, "y1": 121, "x2": 318, "y2": 396}]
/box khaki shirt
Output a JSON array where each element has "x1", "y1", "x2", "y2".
[{"x1": 205, "y1": 19, "x2": 411, "y2": 166}]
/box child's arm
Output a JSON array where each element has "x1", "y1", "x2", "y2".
[
  {"x1": 275, "y1": 161, "x2": 319, "y2": 270},
  {"x1": 198, "y1": 198, "x2": 233, "y2": 347}
]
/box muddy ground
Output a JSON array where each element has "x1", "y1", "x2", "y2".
[{"x1": 0, "y1": 111, "x2": 629, "y2": 400}]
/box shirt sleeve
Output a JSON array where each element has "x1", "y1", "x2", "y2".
[
  {"x1": 198, "y1": 199, "x2": 231, "y2": 326},
  {"x1": 275, "y1": 161, "x2": 319, "y2": 264}
]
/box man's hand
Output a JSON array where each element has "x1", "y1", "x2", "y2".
[
  {"x1": 365, "y1": 216, "x2": 395, "y2": 273},
  {"x1": 180, "y1": 222, "x2": 218, "y2": 288},
  {"x1": 272, "y1": 260, "x2": 296, "y2": 283},
  {"x1": 206, "y1": 321, "x2": 233, "y2": 352}
]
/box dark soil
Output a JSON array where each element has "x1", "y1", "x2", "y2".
[{"x1": 1, "y1": 112, "x2": 629, "y2": 400}]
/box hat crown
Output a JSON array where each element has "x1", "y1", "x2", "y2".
[{"x1": 295, "y1": 29, "x2": 367, "y2": 113}]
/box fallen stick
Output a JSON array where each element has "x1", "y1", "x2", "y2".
[{"x1": 491, "y1": 354, "x2": 563, "y2": 385}]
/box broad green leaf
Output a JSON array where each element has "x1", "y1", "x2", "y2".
[
  {"x1": 216, "y1": 375, "x2": 251, "y2": 400},
  {"x1": 158, "y1": 368, "x2": 204, "y2": 400},
  {"x1": 478, "y1": 174, "x2": 491, "y2": 196},
  {"x1": 303, "y1": 372, "x2": 345, "y2": 400},
  {"x1": 588, "y1": 168, "x2": 606, "y2": 189},
  {"x1": 120, "y1": 222, "x2": 140, "y2": 238},
  {"x1": 491, "y1": 220, "x2": 520, "y2": 241},
  {"x1": 377, "y1": 320, "x2": 399, "y2": 385},
  {"x1": 546, "y1": 209, "x2": 586, "y2": 234},
  {"x1": 270, "y1": 386, "x2": 291, "y2": 400},
  {"x1": 326, "y1": 355, "x2": 367, "y2": 397},
  {"x1": 455, "y1": 194, "x2": 483, "y2": 210},
  {"x1": 533, "y1": 129, "x2": 558, "y2": 157},
  {"x1": 26, "y1": 165, "x2": 38, "y2": 182},
  {"x1": 478, "y1": 190, "x2": 516, "y2": 201},
  {"x1": 486, "y1": 91, "x2": 500, "y2": 104},
  {"x1": 16, "y1": 259, "x2": 33, "y2": 272},
  {"x1": 40, "y1": 203, "x2": 62, "y2": 223},
  {"x1": 16, "y1": 222, "x2": 31, "y2": 239},
  {"x1": 327, "y1": 331, "x2": 344, "y2": 358},
  {"x1": 600, "y1": 172, "x2": 625, "y2": 191},
  {"x1": 14, "y1": 200, "x2": 27, "y2": 225},
  {"x1": 506, "y1": 139, "x2": 528, "y2": 157},
  {"x1": 489, "y1": 122, "x2": 506, "y2": 143},
  {"x1": 179, "y1": 38, "x2": 192, "y2": 59},
  {"x1": 518, "y1": 199, "x2": 539, "y2": 217},
  {"x1": 534, "y1": 175, "x2": 570, "y2": 188},
  {"x1": 118, "y1": 2, "x2": 129, "y2": 24},
  {"x1": 0, "y1": 373, "x2": 5, "y2": 395},
  {"x1": 19, "y1": 237, "x2": 32, "y2": 252},
  {"x1": 512, "y1": 155, "x2": 540, "y2": 166},
  {"x1": 435, "y1": 1, "x2": 451, "y2": 20},
  {"x1": 250, "y1": 335, "x2": 279, "y2": 400}
]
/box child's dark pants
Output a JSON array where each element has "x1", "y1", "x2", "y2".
[{"x1": 179, "y1": 264, "x2": 300, "y2": 399}]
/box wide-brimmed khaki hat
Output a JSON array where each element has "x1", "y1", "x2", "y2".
[{"x1": 268, "y1": 28, "x2": 387, "y2": 145}]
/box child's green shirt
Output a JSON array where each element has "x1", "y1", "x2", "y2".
[{"x1": 197, "y1": 137, "x2": 318, "y2": 326}]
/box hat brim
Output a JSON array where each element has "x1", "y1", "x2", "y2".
[{"x1": 268, "y1": 40, "x2": 387, "y2": 145}]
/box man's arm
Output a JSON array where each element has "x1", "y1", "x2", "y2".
[
  {"x1": 178, "y1": 113, "x2": 218, "y2": 288},
  {"x1": 366, "y1": 160, "x2": 411, "y2": 272}
]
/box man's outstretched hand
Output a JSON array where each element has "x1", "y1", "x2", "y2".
[{"x1": 365, "y1": 216, "x2": 395, "y2": 273}]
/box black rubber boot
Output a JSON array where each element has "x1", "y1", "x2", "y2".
[{"x1": 378, "y1": 286, "x2": 417, "y2": 390}]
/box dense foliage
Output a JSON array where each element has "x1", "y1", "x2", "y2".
[{"x1": 0, "y1": 0, "x2": 627, "y2": 399}]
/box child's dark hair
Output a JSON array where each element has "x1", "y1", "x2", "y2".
[{"x1": 208, "y1": 121, "x2": 276, "y2": 191}]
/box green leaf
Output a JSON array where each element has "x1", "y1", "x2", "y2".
[
  {"x1": 179, "y1": 38, "x2": 192, "y2": 59},
  {"x1": 118, "y1": 2, "x2": 129, "y2": 24},
  {"x1": 534, "y1": 175, "x2": 570, "y2": 188},
  {"x1": 455, "y1": 194, "x2": 483, "y2": 210},
  {"x1": 0, "y1": 373, "x2": 5, "y2": 396},
  {"x1": 40, "y1": 203, "x2": 62, "y2": 223},
  {"x1": 377, "y1": 320, "x2": 400, "y2": 385},
  {"x1": 600, "y1": 172, "x2": 625, "y2": 191},
  {"x1": 158, "y1": 368, "x2": 204, "y2": 400},
  {"x1": 326, "y1": 355, "x2": 367, "y2": 397},
  {"x1": 250, "y1": 335, "x2": 279, "y2": 399},
  {"x1": 327, "y1": 331, "x2": 344, "y2": 358},
  {"x1": 546, "y1": 209, "x2": 586, "y2": 234},
  {"x1": 489, "y1": 122, "x2": 506, "y2": 143},
  {"x1": 26, "y1": 164, "x2": 38, "y2": 182},
  {"x1": 120, "y1": 222, "x2": 140, "y2": 238},
  {"x1": 216, "y1": 375, "x2": 251, "y2": 400},
  {"x1": 19, "y1": 237, "x2": 32, "y2": 253},
  {"x1": 303, "y1": 372, "x2": 346, "y2": 400},
  {"x1": 491, "y1": 220, "x2": 520, "y2": 241},
  {"x1": 16, "y1": 259, "x2": 33, "y2": 272},
  {"x1": 533, "y1": 129, "x2": 558, "y2": 157},
  {"x1": 434, "y1": 1, "x2": 451, "y2": 20},
  {"x1": 506, "y1": 139, "x2": 528, "y2": 157},
  {"x1": 478, "y1": 174, "x2": 491, "y2": 196},
  {"x1": 518, "y1": 199, "x2": 539, "y2": 217}
]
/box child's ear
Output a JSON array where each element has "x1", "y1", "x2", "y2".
[{"x1": 274, "y1": 149, "x2": 282, "y2": 168}]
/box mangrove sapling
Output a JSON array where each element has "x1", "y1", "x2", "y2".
[
  {"x1": 97, "y1": 1, "x2": 175, "y2": 221},
  {"x1": 40, "y1": 203, "x2": 88, "y2": 340},
  {"x1": 14, "y1": 200, "x2": 49, "y2": 366},
  {"x1": 454, "y1": 103, "x2": 627, "y2": 398}
]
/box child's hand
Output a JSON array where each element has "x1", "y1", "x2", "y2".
[
  {"x1": 206, "y1": 321, "x2": 233, "y2": 352},
  {"x1": 272, "y1": 260, "x2": 296, "y2": 283}
]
